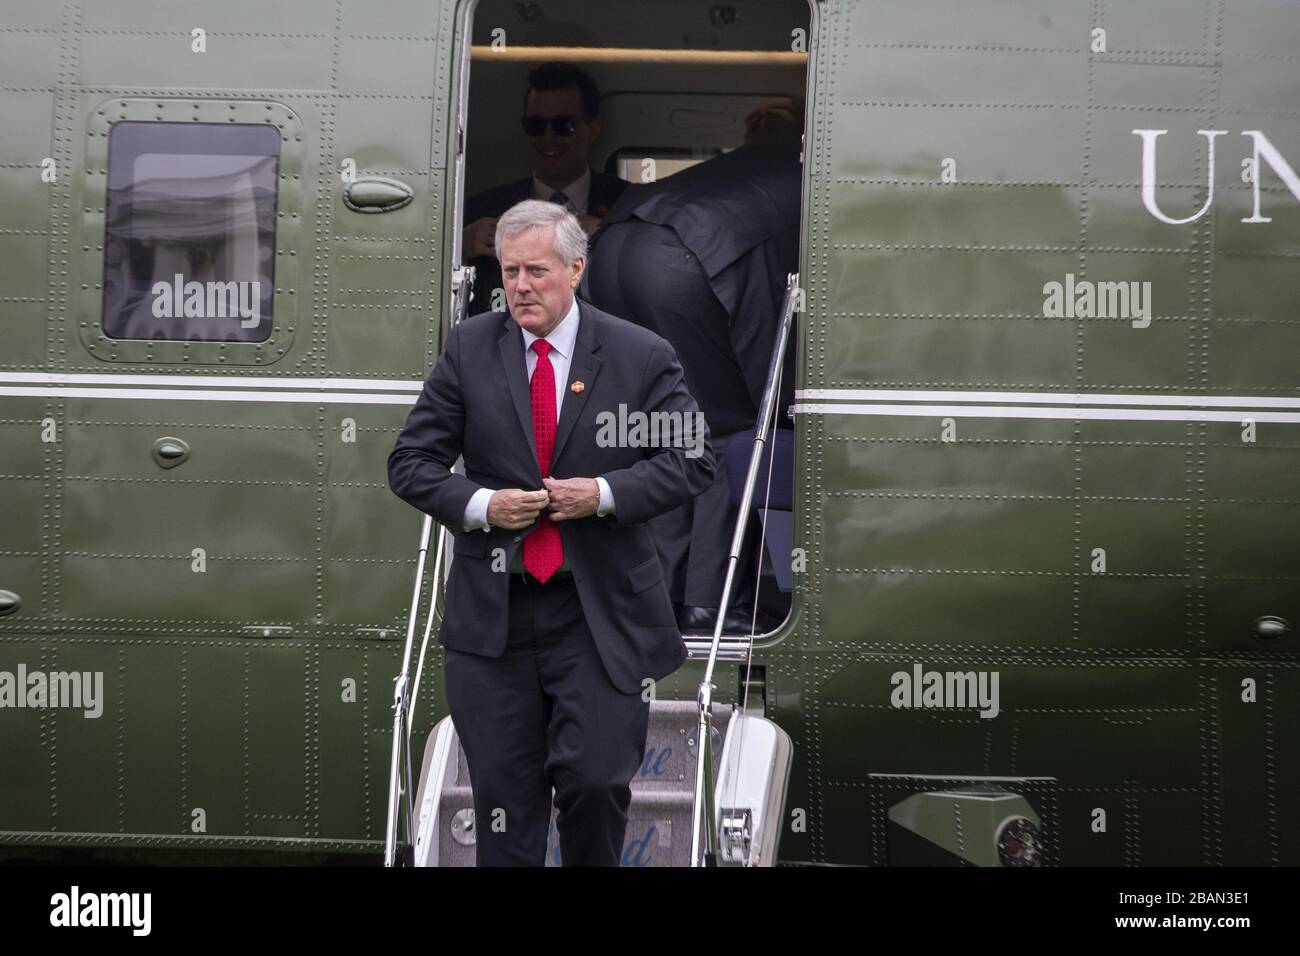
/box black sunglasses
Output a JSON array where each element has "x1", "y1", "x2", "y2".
[{"x1": 520, "y1": 114, "x2": 584, "y2": 137}]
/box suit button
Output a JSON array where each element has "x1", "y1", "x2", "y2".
[{"x1": 513, "y1": 535, "x2": 521, "y2": 542}]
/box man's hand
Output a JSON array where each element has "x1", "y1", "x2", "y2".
[
  {"x1": 576, "y1": 213, "x2": 602, "y2": 237},
  {"x1": 462, "y1": 216, "x2": 498, "y2": 261},
  {"x1": 487, "y1": 488, "x2": 549, "y2": 530},
  {"x1": 543, "y1": 477, "x2": 599, "y2": 521}
]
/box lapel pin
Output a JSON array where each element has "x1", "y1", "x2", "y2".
[{"x1": 570, "y1": 380, "x2": 585, "y2": 394}]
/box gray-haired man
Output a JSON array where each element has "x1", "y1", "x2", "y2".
[{"x1": 388, "y1": 200, "x2": 715, "y2": 866}]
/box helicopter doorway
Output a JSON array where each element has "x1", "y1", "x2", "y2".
[{"x1": 450, "y1": 0, "x2": 814, "y2": 647}]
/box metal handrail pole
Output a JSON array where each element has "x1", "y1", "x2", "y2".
[
  {"x1": 406, "y1": 522, "x2": 447, "y2": 734},
  {"x1": 407, "y1": 265, "x2": 474, "y2": 737},
  {"x1": 690, "y1": 273, "x2": 799, "y2": 866},
  {"x1": 382, "y1": 265, "x2": 475, "y2": 866},
  {"x1": 399, "y1": 521, "x2": 444, "y2": 841},
  {"x1": 383, "y1": 513, "x2": 434, "y2": 867}
]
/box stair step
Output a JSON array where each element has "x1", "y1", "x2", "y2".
[
  {"x1": 438, "y1": 785, "x2": 696, "y2": 811},
  {"x1": 418, "y1": 700, "x2": 768, "y2": 867},
  {"x1": 433, "y1": 787, "x2": 700, "y2": 867}
]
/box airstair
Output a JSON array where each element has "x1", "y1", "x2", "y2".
[{"x1": 408, "y1": 699, "x2": 788, "y2": 866}]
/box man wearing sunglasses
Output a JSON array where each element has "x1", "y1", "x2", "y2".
[{"x1": 462, "y1": 61, "x2": 629, "y2": 312}]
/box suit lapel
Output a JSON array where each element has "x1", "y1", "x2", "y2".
[
  {"x1": 551, "y1": 300, "x2": 603, "y2": 468},
  {"x1": 497, "y1": 315, "x2": 542, "y2": 484}
]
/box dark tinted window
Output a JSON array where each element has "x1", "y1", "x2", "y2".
[{"x1": 102, "y1": 122, "x2": 280, "y2": 342}]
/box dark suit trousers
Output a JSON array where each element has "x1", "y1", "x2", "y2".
[{"x1": 443, "y1": 572, "x2": 650, "y2": 866}]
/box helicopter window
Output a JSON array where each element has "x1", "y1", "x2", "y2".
[{"x1": 101, "y1": 121, "x2": 280, "y2": 343}]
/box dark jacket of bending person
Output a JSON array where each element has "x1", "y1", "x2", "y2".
[{"x1": 581, "y1": 111, "x2": 802, "y2": 628}]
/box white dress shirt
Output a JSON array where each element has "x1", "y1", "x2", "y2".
[
  {"x1": 532, "y1": 167, "x2": 591, "y2": 214},
  {"x1": 462, "y1": 297, "x2": 615, "y2": 531}
]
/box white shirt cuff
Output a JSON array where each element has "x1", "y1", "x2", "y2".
[
  {"x1": 595, "y1": 476, "x2": 615, "y2": 516},
  {"x1": 463, "y1": 487, "x2": 495, "y2": 531}
]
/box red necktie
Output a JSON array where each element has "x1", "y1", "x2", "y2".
[{"x1": 523, "y1": 339, "x2": 563, "y2": 582}]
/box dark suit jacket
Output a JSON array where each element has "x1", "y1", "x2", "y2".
[
  {"x1": 588, "y1": 143, "x2": 801, "y2": 426},
  {"x1": 464, "y1": 170, "x2": 629, "y2": 312},
  {"x1": 387, "y1": 299, "x2": 715, "y2": 694}
]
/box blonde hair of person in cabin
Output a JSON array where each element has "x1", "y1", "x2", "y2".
[{"x1": 743, "y1": 96, "x2": 805, "y2": 146}]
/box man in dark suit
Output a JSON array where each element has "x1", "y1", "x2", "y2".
[
  {"x1": 388, "y1": 200, "x2": 714, "y2": 866},
  {"x1": 581, "y1": 98, "x2": 803, "y2": 634},
  {"x1": 462, "y1": 61, "x2": 629, "y2": 312}
]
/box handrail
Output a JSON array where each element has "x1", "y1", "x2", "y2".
[
  {"x1": 405, "y1": 522, "x2": 446, "y2": 738},
  {"x1": 689, "y1": 272, "x2": 799, "y2": 867},
  {"x1": 382, "y1": 516, "x2": 433, "y2": 867},
  {"x1": 383, "y1": 265, "x2": 475, "y2": 867}
]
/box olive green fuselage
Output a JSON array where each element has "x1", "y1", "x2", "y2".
[{"x1": 1, "y1": 0, "x2": 1296, "y2": 865}]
